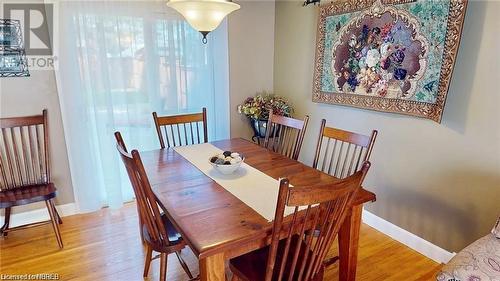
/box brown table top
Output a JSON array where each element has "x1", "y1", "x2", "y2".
[{"x1": 142, "y1": 138, "x2": 375, "y2": 258}]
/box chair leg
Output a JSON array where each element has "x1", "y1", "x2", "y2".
[
  {"x1": 175, "y1": 250, "x2": 194, "y2": 279},
  {"x1": 143, "y1": 245, "x2": 153, "y2": 277},
  {"x1": 323, "y1": 255, "x2": 339, "y2": 268},
  {"x1": 46, "y1": 200, "x2": 63, "y2": 248},
  {"x1": 1, "y1": 207, "x2": 11, "y2": 236},
  {"x1": 159, "y1": 253, "x2": 168, "y2": 281},
  {"x1": 55, "y1": 207, "x2": 63, "y2": 224},
  {"x1": 312, "y1": 265, "x2": 325, "y2": 281}
]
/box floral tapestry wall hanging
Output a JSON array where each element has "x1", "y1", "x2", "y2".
[{"x1": 312, "y1": 0, "x2": 468, "y2": 122}]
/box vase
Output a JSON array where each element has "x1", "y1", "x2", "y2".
[
  {"x1": 250, "y1": 118, "x2": 280, "y2": 142},
  {"x1": 250, "y1": 118, "x2": 268, "y2": 139}
]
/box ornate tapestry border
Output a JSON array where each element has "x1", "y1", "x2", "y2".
[{"x1": 312, "y1": 0, "x2": 468, "y2": 123}]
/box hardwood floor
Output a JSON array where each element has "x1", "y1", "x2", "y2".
[{"x1": 0, "y1": 203, "x2": 441, "y2": 280}]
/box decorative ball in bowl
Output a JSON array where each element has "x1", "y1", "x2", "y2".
[{"x1": 209, "y1": 151, "x2": 244, "y2": 175}]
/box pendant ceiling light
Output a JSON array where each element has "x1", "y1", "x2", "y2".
[{"x1": 167, "y1": 0, "x2": 240, "y2": 43}]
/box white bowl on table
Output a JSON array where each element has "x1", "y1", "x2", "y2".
[{"x1": 209, "y1": 155, "x2": 244, "y2": 175}]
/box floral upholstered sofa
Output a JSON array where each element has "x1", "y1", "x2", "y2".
[{"x1": 437, "y1": 217, "x2": 500, "y2": 281}]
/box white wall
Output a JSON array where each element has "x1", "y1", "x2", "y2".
[
  {"x1": 0, "y1": 0, "x2": 74, "y2": 213},
  {"x1": 228, "y1": 0, "x2": 276, "y2": 139},
  {"x1": 274, "y1": 0, "x2": 500, "y2": 252}
]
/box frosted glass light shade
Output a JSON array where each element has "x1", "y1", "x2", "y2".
[{"x1": 167, "y1": 0, "x2": 240, "y2": 33}]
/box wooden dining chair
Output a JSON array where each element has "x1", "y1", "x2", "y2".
[
  {"x1": 263, "y1": 111, "x2": 309, "y2": 160},
  {"x1": 114, "y1": 132, "x2": 194, "y2": 281},
  {"x1": 152, "y1": 108, "x2": 208, "y2": 148},
  {"x1": 0, "y1": 110, "x2": 63, "y2": 248},
  {"x1": 229, "y1": 162, "x2": 371, "y2": 281},
  {"x1": 313, "y1": 119, "x2": 377, "y2": 179}
]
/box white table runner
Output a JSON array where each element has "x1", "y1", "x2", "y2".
[{"x1": 173, "y1": 143, "x2": 295, "y2": 222}]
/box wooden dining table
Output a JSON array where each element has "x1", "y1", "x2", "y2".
[{"x1": 141, "y1": 138, "x2": 376, "y2": 281}]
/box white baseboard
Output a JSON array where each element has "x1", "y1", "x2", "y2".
[
  {"x1": 362, "y1": 209, "x2": 456, "y2": 264},
  {"x1": 0, "y1": 203, "x2": 77, "y2": 228}
]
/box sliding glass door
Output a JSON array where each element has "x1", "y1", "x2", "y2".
[{"x1": 54, "y1": 1, "x2": 229, "y2": 212}]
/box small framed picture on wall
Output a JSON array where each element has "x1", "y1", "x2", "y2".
[{"x1": 0, "y1": 19, "x2": 30, "y2": 77}]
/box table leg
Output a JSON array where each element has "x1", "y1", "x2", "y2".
[
  {"x1": 200, "y1": 253, "x2": 226, "y2": 281},
  {"x1": 339, "y1": 205, "x2": 363, "y2": 281}
]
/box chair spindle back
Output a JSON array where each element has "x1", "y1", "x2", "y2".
[
  {"x1": 313, "y1": 119, "x2": 377, "y2": 179},
  {"x1": 265, "y1": 162, "x2": 370, "y2": 281},
  {"x1": 263, "y1": 111, "x2": 309, "y2": 160},
  {"x1": 153, "y1": 108, "x2": 208, "y2": 149},
  {"x1": 115, "y1": 132, "x2": 170, "y2": 248},
  {"x1": 0, "y1": 110, "x2": 50, "y2": 190}
]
